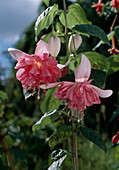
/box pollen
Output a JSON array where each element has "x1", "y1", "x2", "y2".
[{"x1": 34, "y1": 61, "x2": 42, "y2": 69}]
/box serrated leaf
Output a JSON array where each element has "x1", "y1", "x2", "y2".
[
  {"x1": 49, "y1": 125, "x2": 72, "y2": 150},
  {"x1": 48, "y1": 154, "x2": 67, "y2": 170},
  {"x1": 107, "y1": 54, "x2": 119, "y2": 76},
  {"x1": 35, "y1": 4, "x2": 58, "y2": 41},
  {"x1": 80, "y1": 126, "x2": 107, "y2": 153},
  {"x1": 114, "y1": 26, "x2": 119, "y2": 45},
  {"x1": 40, "y1": 87, "x2": 62, "y2": 114},
  {"x1": 32, "y1": 109, "x2": 62, "y2": 132},
  {"x1": 43, "y1": 0, "x2": 50, "y2": 6},
  {"x1": 93, "y1": 31, "x2": 114, "y2": 51},
  {"x1": 72, "y1": 24, "x2": 111, "y2": 46},
  {"x1": 59, "y1": 3, "x2": 91, "y2": 29},
  {"x1": 69, "y1": 52, "x2": 110, "y2": 73},
  {"x1": 51, "y1": 149, "x2": 67, "y2": 160},
  {"x1": 108, "y1": 108, "x2": 119, "y2": 123}
]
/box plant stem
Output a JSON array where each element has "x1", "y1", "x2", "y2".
[
  {"x1": 110, "y1": 14, "x2": 118, "y2": 31},
  {"x1": 63, "y1": 0, "x2": 70, "y2": 70},
  {"x1": 72, "y1": 120, "x2": 79, "y2": 170},
  {"x1": 0, "y1": 124, "x2": 15, "y2": 170}
]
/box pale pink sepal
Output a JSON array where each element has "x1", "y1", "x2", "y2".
[
  {"x1": 35, "y1": 40, "x2": 50, "y2": 56},
  {"x1": 40, "y1": 82, "x2": 61, "y2": 89},
  {"x1": 8, "y1": 48, "x2": 28, "y2": 61},
  {"x1": 75, "y1": 54, "x2": 91, "y2": 82},
  {"x1": 57, "y1": 57, "x2": 71, "y2": 69},
  {"x1": 90, "y1": 85, "x2": 113, "y2": 98}
]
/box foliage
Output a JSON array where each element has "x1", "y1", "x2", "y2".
[{"x1": 1, "y1": 0, "x2": 119, "y2": 169}]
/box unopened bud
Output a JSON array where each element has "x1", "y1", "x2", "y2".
[
  {"x1": 68, "y1": 34, "x2": 82, "y2": 53},
  {"x1": 112, "y1": 135, "x2": 118, "y2": 144},
  {"x1": 48, "y1": 36, "x2": 61, "y2": 57}
]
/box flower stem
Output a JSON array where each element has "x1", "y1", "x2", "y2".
[
  {"x1": 0, "y1": 123, "x2": 15, "y2": 170},
  {"x1": 63, "y1": 0, "x2": 70, "y2": 69},
  {"x1": 72, "y1": 113, "x2": 79, "y2": 170}
]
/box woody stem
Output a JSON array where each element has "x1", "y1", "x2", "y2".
[
  {"x1": 0, "y1": 123, "x2": 15, "y2": 170},
  {"x1": 72, "y1": 111, "x2": 78, "y2": 170}
]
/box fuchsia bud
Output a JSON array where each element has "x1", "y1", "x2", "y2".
[
  {"x1": 48, "y1": 36, "x2": 61, "y2": 57},
  {"x1": 112, "y1": 134, "x2": 119, "y2": 144},
  {"x1": 68, "y1": 34, "x2": 82, "y2": 53}
]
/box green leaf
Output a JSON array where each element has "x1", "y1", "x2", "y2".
[
  {"x1": 51, "y1": 149, "x2": 68, "y2": 160},
  {"x1": 23, "y1": 89, "x2": 35, "y2": 100},
  {"x1": 72, "y1": 24, "x2": 111, "y2": 46},
  {"x1": 59, "y1": 3, "x2": 91, "y2": 29},
  {"x1": 35, "y1": 4, "x2": 58, "y2": 41},
  {"x1": 93, "y1": 31, "x2": 114, "y2": 51},
  {"x1": 49, "y1": 125, "x2": 72, "y2": 150},
  {"x1": 48, "y1": 154, "x2": 67, "y2": 170},
  {"x1": 32, "y1": 109, "x2": 62, "y2": 132},
  {"x1": 0, "y1": 91, "x2": 8, "y2": 117},
  {"x1": 114, "y1": 26, "x2": 119, "y2": 45},
  {"x1": 40, "y1": 87, "x2": 62, "y2": 114},
  {"x1": 80, "y1": 126, "x2": 107, "y2": 153},
  {"x1": 69, "y1": 52, "x2": 110, "y2": 72},
  {"x1": 107, "y1": 54, "x2": 119, "y2": 75},
  {"x1": 43, "y1": 0, "x2": 50, "y2": 6},
  {"x1": 108, "y1": 108, "x2": 119, "y2": 123},
  {"x1": 89, "y1": 69, "x2": 106, "y2": 88}
]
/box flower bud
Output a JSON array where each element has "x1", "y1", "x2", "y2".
[
  {"x1": 48, "y1": 36, "x2": 61, "y2": 57},
  {"x1": 112, "y1": 134, "x2": 118, "y2": 144},
  {"x1": 68, "y1": 34, "x2": 82, "y2": 53}
]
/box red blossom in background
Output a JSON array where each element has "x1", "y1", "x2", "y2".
[
  {"x1": 112, "y1": 132, "x2": 119, "y2": 144},
  {"x1": 8, "y1": 40, "x2": 66, "y2": 93},
  {"x1": 92, "y1": 0, "x2": 104, "y2": 16},
  {"x1": 109, "y1": 47, "x2": 119, "y2": 54},
  {"x1": 110, "y1": 0, "x2": 119, "y2": 11}
]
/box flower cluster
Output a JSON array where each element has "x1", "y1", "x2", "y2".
[
  {"x1": 110, "y1": 0, "x2": 119, "y2": 12},
  {"x1": 9, "y1": 34, "x2": 113, "y2": 117}
]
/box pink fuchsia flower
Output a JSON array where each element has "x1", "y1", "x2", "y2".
[
  {"x1": 8, "y1": 40, "x2": 68, "y2": 95},
  {"x1": 110, "y1": 0, "x2": 119, "y2": 12},
  {"x1": 41, "y1": 54, "x2": 113, "y2": 111},
  {"x1": 92, "y1": 0, "x2": 104, "y2": 16}
]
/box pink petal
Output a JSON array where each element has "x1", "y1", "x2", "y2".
[
  {"x1": 57, "y1": 58, "x2": 71, "y2": 69},
  {"x1": 35, "y1": 40, "x2": 50, "y2": 57},
  {"x1": 75, "y1": 54, "x2": 91, "y2": 82},
  {"x1": 8, "y1": 48, "x2": 28, "y2": 60},
  {"x1": 90, "y1": 85, "x2": 113, "y2": 98},
  {"x1": 40, "y1": 82, "x2": 61, "y2": 89}
]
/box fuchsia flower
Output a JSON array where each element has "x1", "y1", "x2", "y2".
[
  {"x1": 92, "y1": 0, "x2": 104, "y2": 16},
  {"x1": 41, "y1": 54, "x2": 113, "y2": 111},
  {"x1": 110, "y1": 0, "x2": 119, "y2": 11},
  {"x1": 8, "y1": 40, "x2": 67, "y2": 95}
]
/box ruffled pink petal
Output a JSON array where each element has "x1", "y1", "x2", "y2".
[
  {"x1": 40, "y1": 82, "x2": 61, "y2": 89},
  {"x1": 35, "y1": 40, "x2": 50, "y2": 57},
  {"x1": 90, "y1": 85, "x2": 113, "y2": 98},
  {"x1": 75, "y1": 54, "x2": 91, "y2": 82},
  {"x1": 8, "y1": 48, "x2": 28, "y2": 60}
]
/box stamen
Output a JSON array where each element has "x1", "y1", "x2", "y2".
[{"x1": 37, "y1": 89, "x2": 40, "y2": 99}]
